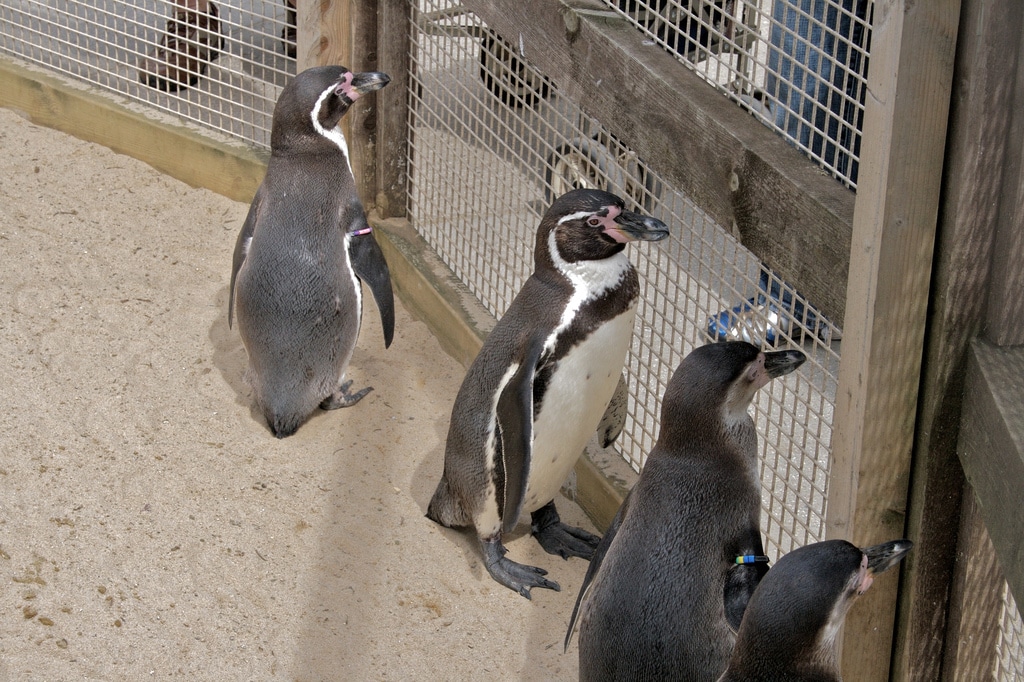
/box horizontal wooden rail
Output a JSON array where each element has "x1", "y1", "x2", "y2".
[{"x1": 958, "y1": 338, "x2": 1024, "y2": 608}]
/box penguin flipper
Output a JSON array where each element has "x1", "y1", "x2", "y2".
[
  {"x1": 348, "y1": 220, "x2": 395, "y2": 348},
  {"x1": 564, "y1": 488, "x2": 632, "y2": 651},
  {"x1": 724, "y1": 529, "x2": 771, "y2": 632},
  {"x1": 228, "y1": 188, "x2": 262, "y2": 328},
  {"x1": 496, "y1": 337, "x2": 546, "y2": 534},
  {"x1": 597, "y1": 372, "x2": 629, "y2": 448}
]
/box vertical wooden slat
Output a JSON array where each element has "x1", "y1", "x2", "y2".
[
  {"x1": 297, "y1": 2, "x2": 351, "y2": 71},
  {"x1": 890, "y1": 1, "x2": 1017, "y2": 679},
  {"x1": 827, "y1": 2, "x2": 960, "y2": 680},
  {"x1": 375, "y1": 0, "x2": 411, "y2": 219},
  {"x1": 942, "y1": 485, "x2": 1004, "y2": 681},
  {"x1": 983, "y1": 29, "x2": 1024, "y2": 347}
]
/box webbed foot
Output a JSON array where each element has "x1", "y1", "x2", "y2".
[
  {"x1": 531, "y1": 500, "x2": 601, "y2": 560},
  {"x1": 481, "y1": 536, "x2": 560, "y2": 599},
  {"x1": 320, "y1": 379, "x2": 372, "y2": 409}
]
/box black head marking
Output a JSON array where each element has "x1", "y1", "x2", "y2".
[
  {"x1": 534, "y1": 189, "x2": 668, "y2": 268},
  {"x1": 270, "y1": 66, "x2": 390, "y2": 153}
]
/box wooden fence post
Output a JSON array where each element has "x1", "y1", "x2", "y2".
[
  {"x1": 889, "y1": 0, "x2": 1022, "y2": 678},
  {"x1": 827, "y1": 1, "x2": 960, "y2": 680}
]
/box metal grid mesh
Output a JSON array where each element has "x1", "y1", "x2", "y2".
[
  {"x1": 0, "y1": 0, "x2": 295, "y2": 149},
  {"x1": 408, "y1": 0, "x2": 840, "y2": 556},
  {"x1": 997, "y1": 583, "x2": 1024, "y2": 680},
  {"x1": 609, "y1": 0, "x2": 870, "y2": 189}
]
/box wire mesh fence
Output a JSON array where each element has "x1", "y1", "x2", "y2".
[
  {"x1": 609, "y1": 0, "x2": 871, "y2": 189},
  {"x1": 0, "y1": 0, "x2": 294, "y2": 147},
  {"x1": 408, "y1": 0, "x2": 841, "y2": 557},
  {"x1": 1, "y1": 0, "x2": 1022, "y2": 675}
]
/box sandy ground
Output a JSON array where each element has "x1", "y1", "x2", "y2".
[{"x1": 0, "y1": 106, "x2": 596, "y2": 680}]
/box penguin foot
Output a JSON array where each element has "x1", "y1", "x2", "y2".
[
  {"x1": 320, "y1": 380, "x2": 373, "y2": 410},
  {"x1": 531, "y1": 501, "x2": 601, "y2": 560},
  {"x1": 481, "y1": 537, "x2": 560, "y2": 599}
]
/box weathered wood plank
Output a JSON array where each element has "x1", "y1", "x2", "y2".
[
  {"x1": 941, "y1": 486, "x2": 1004, "y2": 681},
  {"x1": 0, "y1": 56, "x2": 266, "y2": 203},
  {"x1": 827, "y1": 2, "x2": 961, "y2": 681},
  {"x1": 983, "y1": 23, "x2": 1024, "y2": 346},
  {"x1": 958, "y1": 340, "x2": 1024, "y2": 609},
  {"x1": 376, "y1": 0, "x2": 412, "y2": 218},
  {"x1": 459, "y1": 0, "x2": 854, "y2": 323},
  {"x1": 890, "y1": 1, "x2": 1014, "y2": 678}
]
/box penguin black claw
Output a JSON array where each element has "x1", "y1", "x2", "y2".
[
  {"x1": 319, "y1": 379, "x2": 373, "y2": 410},
  {"x1": 481, "y1": 538, "x2": 561, "y2": 599},
  {"x1": 531, "y1": 501, "x2": 601, "y2": 560}
]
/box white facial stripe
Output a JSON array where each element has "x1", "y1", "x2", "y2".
[
  {"x1": 557, "y1": 210, "x2": 593, "y2": 225},
  {"x1": 310, "y1": 83, "x2": 353, "y2": 174}
]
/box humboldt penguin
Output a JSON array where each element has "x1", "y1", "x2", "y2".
[
  {"x1": 566, "y1": 341, "x2": 806, "y2": 680},
  {"x1": 720, "y1": 538, "x2": 913, "y2": 681},
  {"x1": 426, "y1": 189, "x2": 669, "y2": 598},
  {"x1": 229, "y1": 65, "x2": 394, "y2": 438}
]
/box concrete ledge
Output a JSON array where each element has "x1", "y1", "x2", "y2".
[
  {"x1": 0, "y1": 57, "x2": 633, "y2": 532},
  {"x1": 0, "y1": 55, "x2": 267, "y2": 204}
]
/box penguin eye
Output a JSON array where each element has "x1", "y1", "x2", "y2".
[{"x1": 587, "y1": 217, "x2": 601, "y2": 227}]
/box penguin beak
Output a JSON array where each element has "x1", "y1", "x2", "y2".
[
  {"x1": 608, "y1": 210, "x2": 670, "y2": 243},
  {"x1": 863, "y1": 539, "x2": 913, "y2": 575},
  {"x1": 762, "y1": 349, "x2": 806, "y2": 379},
  {"x1": 338, "y1": 71, "x2": 391, "y2": 101}
]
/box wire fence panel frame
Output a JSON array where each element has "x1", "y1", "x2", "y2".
[{"x1": 608, "y1": 0, "x2": 871, "y2": 190}]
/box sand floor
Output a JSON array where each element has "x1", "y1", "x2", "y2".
[{"x1": 0, "y1": 106, "x2": 596, "y2": 680}]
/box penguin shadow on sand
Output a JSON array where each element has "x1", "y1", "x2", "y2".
[{"x1": 208, "y1": 283, "x2": 251, "y2": 408}]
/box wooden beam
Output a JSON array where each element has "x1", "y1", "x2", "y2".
[
  {"x1": 958, "y1": 340, "x2": 1024, "y2": 607},
  {"x1": 376, "y1": 0, "x2": 412, "y2": 218},
  {"x1": 891, "y1": 1, "x2": 1016, "y2": 678},
  {"x1": 983, "y1": 21, "x2": 1024, "y2": 347},
  {"x1": 0, "y1": 56, "x2": 266, "y2": 203},
  {"x1": 940, "y1": 485, "x2": 1005, "y2": 681},
  {"x1": 827, "y1": 2, "x2": 961, "y2": 680},
  {"x1": 458, "y1": 0, "x2": 854, "y2": 323}
]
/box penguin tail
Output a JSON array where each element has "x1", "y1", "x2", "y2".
[{"x1": 426, "y1": 478, "x2": 471, "y2": 529}]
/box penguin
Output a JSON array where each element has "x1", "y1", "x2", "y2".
[
  {"x1": 426, "y1": 189, "x2": 669, "y2": 598},
  {"x1": 719, "y1": 538, "x2": 913, "y2": 681},
  {"x1": 565, "y1": 341, "x2": 807, "y2": 681},
  {"x1": 229, "y1": 65, "x2": 395, "y2": 438}
]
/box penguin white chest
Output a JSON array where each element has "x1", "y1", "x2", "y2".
[{"x1": 522, "y1": 307, "x2": 636, "y2": 513}]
